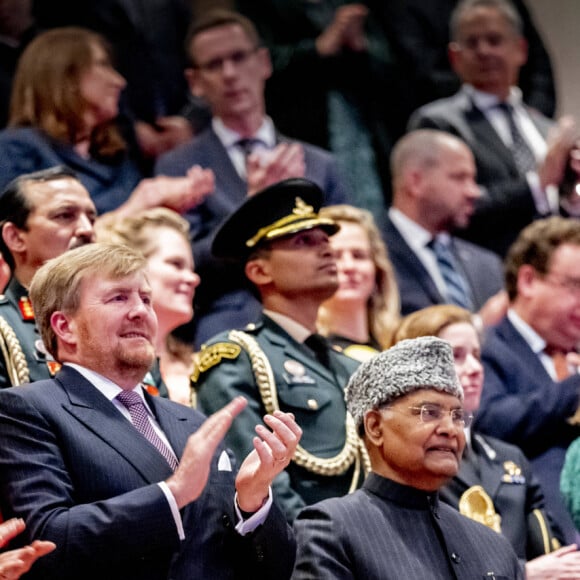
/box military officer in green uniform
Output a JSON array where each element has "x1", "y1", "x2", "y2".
[
  {"x1": 0, "y1": 167, "x2": 97, "y2": 387},
  {"x1": 193, "y1": 178, "x2": 368, "y2": 522}
]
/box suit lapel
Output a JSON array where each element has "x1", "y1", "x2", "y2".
[
  {"x1": 57, "y1": 367, "x2": 179, "y2": 482},
  {"x1": 384, "y1": 219, "x2": 443, "y2": 304}
]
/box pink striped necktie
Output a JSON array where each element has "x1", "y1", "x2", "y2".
[{"x1": 116, "y1": 390, "x2": 178, "y2": 470}]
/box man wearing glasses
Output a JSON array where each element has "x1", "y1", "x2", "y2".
[
  {"x1": 293, "y1": 336, "x2": 522, "y2": 579},
  {"x1": 155, "y1": 9, "x2": 349, "y2": 348},
  {"x1": 475, "y1": 216, "x2": 580, "y2": 544}
]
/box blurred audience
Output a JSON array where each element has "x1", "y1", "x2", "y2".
[
  {"x1": 155, "y1": 9, "x2": 349, "y2": 348},
  {"x1": 96, "y1": 208, "x2": 199, "y2": 405},
  {"x1": 394, "y1": 305, "x2": 580, "y2": 579},
  {"x1": 383, "y1": 0, "x2": 556, "y2": 118},
  {"x1": 474, "y1": 216, "x2": 580, "y2": 543},
  {"x1": 383, "y1": 129, "x2": 507, "y2": 324},
  {"x1": 316, "y1": 204, "x2": 400, "y2": 360},
  {"x1": 409, "y1": 0, "x2": 580, "y2": 257},
  {"x1": 0, "y1": 518, "x2": 55, "y2": 579},
  {"x1": 0, "y1": 167, "x2": 96, "y2": 388},
  {"x1": 32, "y1": 0, "x2": 197, "y2": 160},
  {"x1": 236, "y1": 0, "x2": 411, "y2": 211},
  {"x1": 0, "y1": 27, "x2": 214, "y2": 216}
]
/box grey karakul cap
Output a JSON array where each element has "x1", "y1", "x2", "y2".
[{"x1": 345, "y1": 336, "x2": 463, "y2": 428}]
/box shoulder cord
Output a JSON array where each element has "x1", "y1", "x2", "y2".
[
  {"x1": 229, "y1": 330, "x2": 371, "y2": 479},
  {"x1": 0, "y1": 315, "x2": 29, "y2": 386}
]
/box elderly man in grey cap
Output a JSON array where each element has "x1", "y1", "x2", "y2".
[{"x1": 292, "y1": 336, "x2": 523, "y2": 580}]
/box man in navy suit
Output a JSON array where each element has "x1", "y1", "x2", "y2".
[
  {"x1": 0, "y1": 242, "x2": 300, "y2": 580},
  {"x1": 475, "y1": 216, "x2": 580, "y2": 544},
  {"x1": 408, "y1": 0, "x2": 580, "y2": 257},
  {"x1": 155, "y1": 9, "x2": 349, "y2": 347},
  {"x1": 382, "y1": 129, "x2": 506, "y2": 323}
]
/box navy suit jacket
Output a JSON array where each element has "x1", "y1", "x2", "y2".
[
  {"x1": 155, "y1": 127, "x2": 350, "y2": 346},
  {"x1": 440, "y1": 432, "x2": 562, "y2": 562},
  {"x1": 0, "y1": 366, "x2": 295, "y2": 580},
  {"x1": 408, "y1": 90, "x2": 553, "y2": 256},
  {"x1": 382, "y1": 216, "x2": 504, "y2": 315},
  {"x1": 476, "y1": 316, "x2": 580, "y2": 543},
  {"x1": 0, "y1": 127, "x2": 142, "y2": 215},
  {"x1": 292, "y1": 473, "x2": 523, "y2": 579}
]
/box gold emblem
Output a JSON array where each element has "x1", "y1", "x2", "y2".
[
  {"x1": 191, "y1": 343, "x2": 242, "y2": 383},
  {"x1": 307, "y1": 398, "x2": 319, "y2": 410},
  {"x1": 293, "y1": 197, "x2": 314, "y2": 216},
  {"x1": 459, "y1": 485, "x2": 502, "y2": 533}
]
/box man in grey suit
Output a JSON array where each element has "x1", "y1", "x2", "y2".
[
  {"x1": 0, "y1": 242, "x2": 301, "y2": 580},
  {"x1": 383, "y1": 129, "x2": 507, "y2": 324},
  {"x1": 293, "y1": 336, "x2": 523, "y2": 579},
  {"x1": 155, "y1": 9, "x2": 349, "y2": 347},
  {"x1": 408, "y1": 0, "x2": 580, "y2": 257}
]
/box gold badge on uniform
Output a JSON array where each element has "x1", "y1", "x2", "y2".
[{"x1": 501, "y1": 461, "x2": 525, "y2": 484}]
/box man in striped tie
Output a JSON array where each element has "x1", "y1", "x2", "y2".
[
  {"x1": 0, "y1": 242, "x2": 300, "y2": 580},
  {"x1": 382, "y1": 129, "x2": 507, "y2": 326}
]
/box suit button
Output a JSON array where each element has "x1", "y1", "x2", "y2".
[
  {"x1": 451, "y1": 552, "x2": 461, "y2": 564},
  {"x1": 307, "y1": 398, "x2": 318, "y2": 410},
  {"x1": 222, "y1": 514, "x2": 232, "y2": 529},
  {"x1": 255, "y1": 545, "x2": 264, "y2": 562}
]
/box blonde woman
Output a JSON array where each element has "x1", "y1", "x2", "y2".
[{"x1": 317, "y1": 204, "x2": 400, "y2": 361}]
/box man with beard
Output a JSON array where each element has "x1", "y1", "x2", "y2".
[
  {"x1": 0, "y1": 166, "x2": 97, "y2": 387},
  {"x1": 0, "y1": 241, "x2": 300, "y2": 580},
  {"x1": 382, "y1": 129, "x2": 506, "y2": 325}
]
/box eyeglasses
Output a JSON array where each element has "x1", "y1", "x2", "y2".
[
  {"x1": 386, "y1": 403, "x2": 473, "y2": 428},
  {"x1": 540, "y1": 272, "x2": 580, "y2": 294},
  {"x1": 195, "y1": 48, "x2": 258, "y2": 74}
]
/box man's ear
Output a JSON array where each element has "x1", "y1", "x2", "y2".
[
  {"x1": 184, "y1": 67, "x2": 204, "y2": 98},
  {"x1": 516, "y1": 264, "x2": 538, "y2": 299},
  {"x1": 245, "y1": 258, "x2": 273, "y2": 287},
  {"x1": 2, "y1": 222, "x2": 26, "y2": 254},
  {"x1": 363, "y1": 410, "x2": 385, "y2": 448},
  {"x1": 50, "y1": 311, "x2": 76, "y2": 347}
]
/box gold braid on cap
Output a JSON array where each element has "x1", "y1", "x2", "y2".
[
  {"x1": 229, "y1": 330, "x2": 370, "y2": 479},
  {"x1": 0, "y1": 315, "x2": 30, "y2": 386}
]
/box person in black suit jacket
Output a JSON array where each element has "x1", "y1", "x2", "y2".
[
  {"x1": 382, "y1": 129, "x2": 507, "y2": 324},
  {"x1": 293, "y1": 336, "x2": 523, "y2": 579},
  {"x1": 393, "y1": 304, "x2": 580, "y2": 579},
  {"x1": 0, "y1": 242, "x2": 300, "y2": 580},
  {"x1": 155, "y1": 9, "x2": 350, "y2": 347},
  {"x1": 408, "y1": 0, "x2": 580, "y2": 257}
]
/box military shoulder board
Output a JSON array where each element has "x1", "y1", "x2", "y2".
[{"x1": 191, "y1": 342, "x2": 242, "y2": 383}]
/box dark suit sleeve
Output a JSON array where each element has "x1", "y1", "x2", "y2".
[
  {"x1": 476, "y1": 336, "x2": 580, "y2": 452},
  {"x1": 293, "y1": 505, "x2": 354, "y2": 580},
  {"x1": 0, "y1": 389, "x2": 180, "y2": 577}
]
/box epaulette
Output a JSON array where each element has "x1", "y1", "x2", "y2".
[{"x1": 191, "y1": 342, "x2": 242, "y2": 383}]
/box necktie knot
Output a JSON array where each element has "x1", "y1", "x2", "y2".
[
  {"x1": 236, "y1": 137, "x2": 258, "y2": 158},
  {"x1": 116, "y1": 390, "x2": 178, "y2": 470},
  {"x1": 304, "y1": 333, "x2": 331, "y2": 369},
  {"x1": 544, "y1": 345, "x2": 571, "y2": 381}
]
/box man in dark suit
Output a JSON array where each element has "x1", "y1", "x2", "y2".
[
  {"x1": 194, "y1": 179, "x2": 364, "y2": 523},
  {"x1": 408, "y1": 0, "x2": 580, "y2": 257},
  {"x1": 475, "y1": 216, "x2": 580, "y2": 544},
  {"x1": 154, "y1": 9, "x2": 349, "y2": 347},
  {"x1": 293, "y1": 337, "x2": 523, "y2": 579},
  {"x1": 0, "y1": 167, "x2": 97, "y2": 388},
  {"x1": 382, "y1": 129, "x2": 506, "y2": 322},
  {"x1": 0, "y1": 242, "x2": 300, "y2": 580}
]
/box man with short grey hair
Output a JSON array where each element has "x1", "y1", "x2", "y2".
[
  {"x1": 409, "y1": 0, "x2": 580, "y2": 257},
  {"x1": 293, "y1": 336, "x2": 523, "y2": 579}
]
